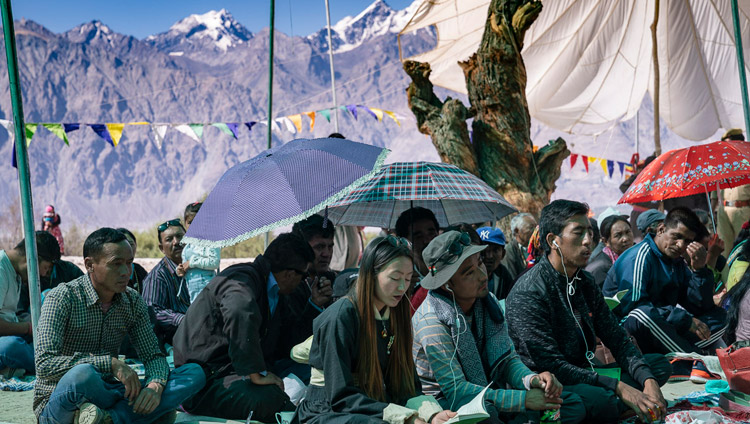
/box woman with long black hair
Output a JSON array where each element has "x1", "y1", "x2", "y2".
[{"x1": 294, "y1": 236, "x2": 455, "y2": 424}]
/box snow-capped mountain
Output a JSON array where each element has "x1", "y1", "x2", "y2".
[
  {"x1": 146, "y1": 9, "x2": 253, "y2": 54},
  {"x1": 307, "y1": 0, "x2": 424, "y2": 53}
]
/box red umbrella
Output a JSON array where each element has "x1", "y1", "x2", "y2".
[{"x1": 618, "y1": 140, "x2": 750, "y2": 205}]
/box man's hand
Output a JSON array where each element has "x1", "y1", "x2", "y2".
[
  {"x1": 531, "y1": 372, "x2": 563, "y2": 399},
  {"x1": 310, "y1": 277, "x2": 333, "y2": 308},
  {"x1": 175, "y1": 261, "x2": 190, "y2": 277},
  {"x1": 686, "y1": 241, "x2": 708, "y2": 270},
  {"x1": 642, "y1": 379, "x2": 667, "y2": 420},
  {"x1": 131, "y1": 381, "x2": 163, "y2": 414},
  {"x1": 524, "y1": 388, "x2": 562, "y2": 411},
  {"x1": 112, "y1": 357, "x2": 141, "y2": 403},
  {"x1": 689, "y1": 317, "x2": 711, "y2": 341},
  {"x1": 248, "y1": 372, "x2": 284, "y2": 390},
  {"x1": 430, "y1": 411, "x2": 457, "y2": 424},
  {"x1": 616, "y1": 381, "x2": 665, "y2": 422},
  {"x1": 706, "y1": 235, "x2": 725, "y2": 268}
]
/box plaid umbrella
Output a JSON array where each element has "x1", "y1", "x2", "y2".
[
  {"x1": 327, "y1": 162, "x2": 517, "y2": 228},
  {"x1": 183, "y1": 138, "x2": 389, "y2": 248}
]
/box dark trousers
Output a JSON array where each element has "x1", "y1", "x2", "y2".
[
  {"x1": 623, "y1": 305, "x2": 727, "y2": 354},
  {"x1": 563, "y1": 354, "x2": 671, "y2": 423},
  {"x1": 183, "y1": 373, "x2": 295, "y2": 422}
]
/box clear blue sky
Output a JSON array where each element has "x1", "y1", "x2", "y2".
[{"x1": 13, "y1": 0, "x2": 414, "y2": 38}]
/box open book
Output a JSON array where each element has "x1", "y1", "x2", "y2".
[
  {"x1": 444, "y1": 383, "x2": 491, "y2": 424},
  {"x1": 604, "y1": 289, "x2": 629, "y2": 310}
]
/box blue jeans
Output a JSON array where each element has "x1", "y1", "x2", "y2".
[
  {"x1": 0, "y1": 335, "x2": 35, "y2": 373},
  {"x1": 39, "y1": 363, "x2": 205, "y2": 424}
]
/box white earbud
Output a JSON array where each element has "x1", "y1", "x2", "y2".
[
  {"x1": 553, "y1": 240, "x2": 560, "y2": 248},
  {"x1": 445, "y1": 286, "x2": 454, "y2": 292}
]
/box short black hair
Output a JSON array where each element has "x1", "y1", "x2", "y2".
[
  {"x1": 292, "y1": 214, "x2": 335, "y2": 241},
  {"x1": 600, "y1": 215, "x2": 630, "y2": 241},
  {"x1": 589, "y1": 218, "x2": 600, "y2": 244},
  {"x1": 14, "y1": 231, "x2": 61, "y2": 262},
  {"x1": 328, "y1": 133, "x2": 346, "y2": 139},
  {"x1": 116, "y1": 227, "x2": 135, "y2": 243},
  {"x1": 83, "y1": 228, "x2": 128, "y2": 259},
  {"x1": 184, "y1": 202, "x2": 202, "y2": 220},
  {"x1": 445, "y1": 223, "x2": 482, "y2": 245},
  {"x1": 539, "y1": 200, "x2": 590, "y2": 254},
  {"x1": 395, "y1": 207, "x2": 439, "y2": 238},
  {"x1": 264, "y1": 233, "x2": 316, "y2": 273},
  {"x1": 664, "y1": 207, "x2": 703, "y2": 236}
]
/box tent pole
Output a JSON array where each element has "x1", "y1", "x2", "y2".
[
  {"x1": 265, "y1": 0, "x2": 276, "y2": 250},
  {"x1": 650, "y1": 0, "x2": 662, "y2": 155},
  {"x1": 324, "y1": 0, "x2": 339, "y2": 133},
  {"x1": 1, "y1": 0, "x2": 42, "y2": 329},
  {"x1": 731, "y1": 0, "x2": 750, "y2": 135}
]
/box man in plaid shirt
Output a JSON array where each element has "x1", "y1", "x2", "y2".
[{"x1": 34, "y1": 228, "x2": 205, "y2": 423}]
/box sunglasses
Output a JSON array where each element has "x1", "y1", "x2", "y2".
[
  {"x1": 158, "y1": 219, "x2": 182, "y2": 233},
  {"x1": 381, "y1": 235, "x2": 411, "y2": 250},
  {"x1": 429, "y1": 232, "x2": 472, "y2": 275}
]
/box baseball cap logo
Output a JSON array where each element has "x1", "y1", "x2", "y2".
[{"x1": 480, "y1": 230, "x2": 490, "y2": 240}]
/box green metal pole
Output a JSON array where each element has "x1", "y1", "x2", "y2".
[
  {"x1": 266, "y1": 0, "x2": 275, "y2": 149},
  {"x1": 1, "y1": 0, "x2": 42, "y2": 329},
  {"x1": 731, "y1": 0, "x2": 750, "y2": 135},
  {"x1": 265, "y1": 0, "x2": 275, "y2": 249}
]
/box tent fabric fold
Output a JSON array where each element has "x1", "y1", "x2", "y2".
[{"x1": 400, "y1": 0, "x2": 750, "y2": 140}]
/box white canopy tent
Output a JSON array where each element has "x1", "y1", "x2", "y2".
[{"x1": 399, "y1": 0, "x2": 750, "y2": 141}]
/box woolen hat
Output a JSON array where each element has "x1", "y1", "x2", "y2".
[
  {"x1": 637, "y1": 209, "x2": 666, "y2": 233},
  {"x1": 476, "y1": 227, "x2": 506, "y2": 246},
  {"x1": 419, "y1": 231, "x2": 486, "y2": 290}
]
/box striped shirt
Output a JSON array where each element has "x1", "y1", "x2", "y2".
[
  {"x1": 34, "y1": 274, "x2": 169, "y2": 417},
  {"x1": 142, "y1": 257, "x2": 190, "y2": 339},
  {"x1": 412, "y1": 298, "x2": 535, "y2": 413}
]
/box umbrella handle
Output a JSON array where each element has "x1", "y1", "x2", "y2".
[{"x1": 704, "y1": 184, "x2": 717, "y2": 234}]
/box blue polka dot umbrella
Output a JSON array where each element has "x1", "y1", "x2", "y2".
[{"x1": 183, "y1": 137, "x2": 389, "y2": 248}]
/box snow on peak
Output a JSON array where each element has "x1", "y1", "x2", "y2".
[
  {"x1": 161, "y1": 9, "x2": 252, "y2": 51},
  {"x1": 310, "y1": 0, "x2": 422, "y2": 53},
  {"x1": 64, "y1": 20, "x2": 121, "y2": 46}
]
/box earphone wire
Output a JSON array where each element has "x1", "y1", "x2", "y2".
[
  {"x1": 447, "y1": 288, "x2": 467, "y2": 411},
  {"x1": 556, "y1": 244, "x2": 596, "y2": 372}
]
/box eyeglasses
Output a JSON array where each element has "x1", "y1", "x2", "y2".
[
  {"x1": 287, "y1": 268, "x2": 309, "y2": 280},
  {"x1": 158, "y1": 219, "x2": 182, "y2": 233},
  {"x1": 429, "y1": 232, "x2": 472, "y2": 275}
]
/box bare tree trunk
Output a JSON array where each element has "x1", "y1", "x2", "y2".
[{"x1": 404, "y1": 0, "x2": 569, "y2": 216}]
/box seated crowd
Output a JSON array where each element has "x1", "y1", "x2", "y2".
[{"x1": 4, "y1": 198, "x2": 750, "y2": 424}]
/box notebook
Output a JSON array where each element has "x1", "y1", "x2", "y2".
[{"x1": 444, "y1": 383, "x2": 492, "y2": 424}]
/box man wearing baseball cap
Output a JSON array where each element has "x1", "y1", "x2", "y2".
[
  {"x1": 476, "y1": 227, "x2": 516, "y2": 300},
  {"x1": 412, "y1": 231, "x2": 585, "y2": 423},
  {"x1": 637, "y1": 209, "x2": 666, "y2": 239}
]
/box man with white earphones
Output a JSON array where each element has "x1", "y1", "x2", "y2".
[
  {"x1": 506, "y1": 200, "x2": 671, "y2": 423},
  {"x1": 412, "y1": 231, "x2": 586, "y2": 423}
]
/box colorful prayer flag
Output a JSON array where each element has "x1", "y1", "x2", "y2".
[
  {"x1": 173, "y1": 124, "x2": 201, "y2": 143},
  {"x1": 24, "y1": 123, "x2": 37, "y2": 146},
  {"x1": 42, "y1": 123, "x2": 69, "y2": 145},
  {"x1": 151, "y1": 124, "x2": 168, "y2": 148},
  {"x1": 581, "y1": 156, "x2": 589, "y2": 172},
  {"x1": 245, "y1": 121, "x2": 257, "y2": 132},
  {"x1": 106, "y1": 123, "x2": 125, "y2": 147},
  {"x1": 188, "y1": 124, "x2": 204, "y2": 140},
  {"x1": 63, "y1": 123, "x2": 80, "y2": 134},
  {"x1": 226, "y1": 123, "x2": 239, "y2": 139},
  {"x1": 89, "y1": 124, "x2": 114, "y2": 146},
  {"x1": 212, "y1": 123, "x2": 236, "y2": 139},
  {"x1": 384, "y1": 111, "x2": 400, "y2": 126},
  {"x1": 318, "y1": 109, "x2": 331, "y2": 122},
  {"x1": 369, "y1": 107, "x2": 384, "y2": 121},
  {"x1": 346, "y1": 105, "x2": 358, "y2": 120},
  {"x1": 570, "y1": 154, "x2": 578, "y2": 169},
  {"x1": 287, "y1": 114, "x2": 303, "y2": 133},
  {"x1": 607, "y1": 160, "x2": 615, "y2": 178},
  {"x1": 303, "y1": 112, "x2": 315, "y2": 131}
]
